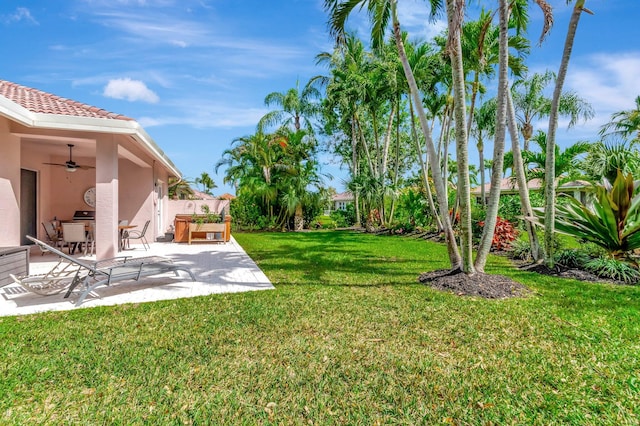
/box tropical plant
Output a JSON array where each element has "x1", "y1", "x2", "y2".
[
  {"x1": 582, "y1": 139, "x2": 640, "y2": 184},
  {"x1": 194, "y1": 172, "x2": 216, "y2": 195},
  {"x1": 536, "y1": 171, "x2": 640, "y2": 260},
  {"x1": 259, "y1": 81, "x2": 321, "y2": 133},
  {"x1": 168, "y1": 177, "x2": 194, "y2": 200},
  {"x1": 584, "y1": 257, "x2": 640, "y2": 284},
  {"x1": 599, "y1": 95, "x2": 640, "y2": 142}
]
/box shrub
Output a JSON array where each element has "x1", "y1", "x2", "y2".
[
  {"x1": 584, "y1": 257, "x2": 640, "y2": 284},
  {"x1": 478, "y1": 216, "x2": 518, "y2": 251},
  {"x1": 554, "y1": 249, "x2": 590, "y2": 269},
  {"x1": 510, "y1": 238, "x2": 532, "y2": 261}
]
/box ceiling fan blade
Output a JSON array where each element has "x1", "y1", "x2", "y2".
[
  {"x1": 43, "y1": 162, "x2": 67, "y2": 167},
  {"x1": 77, "y1": 165, "x2": 96, "y2": 170}
]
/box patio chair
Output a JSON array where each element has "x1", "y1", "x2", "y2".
[
  {"x1": 125, "y1": 220, "x2": 151, "y2": 250},
  {"x1": 62, "y1": 222, "x2": 89, "y2": 255},
  {"x1": 41, "y1": 221, "x2": 63, "y2": 255},
  {"x1": 24, "y1": 236, "x2": 197, "y2": 306}
]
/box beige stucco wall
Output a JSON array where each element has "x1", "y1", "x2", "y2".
[{"x1": 0, "y1": 117, "x2": 21, "y2": 245}]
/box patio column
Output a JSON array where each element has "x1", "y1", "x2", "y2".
[
  {"x1": 0, "y1": 120, "x2": 20, "y2": 246},
  {"x1": 95, "y1": 135, "x2": 119, "y2": 259}
]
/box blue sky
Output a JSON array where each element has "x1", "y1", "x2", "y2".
[{"x1": 1, "y1": 0, "x2": 638, "y2": 195}]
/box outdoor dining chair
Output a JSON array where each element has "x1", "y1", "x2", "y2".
[
  {"x1": 41, "y1": 221, "x2": 63, "y2": 255},
  {"x1": 62, "y1": 222, "x2": 89, "y2": 255},
  {"x1": 125, "y1": 220, "x2": 151, "y2": 250}
]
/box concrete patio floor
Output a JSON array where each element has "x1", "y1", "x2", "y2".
[{"x1": 0, "y1": 237, "x2": 274, "y2": 317}]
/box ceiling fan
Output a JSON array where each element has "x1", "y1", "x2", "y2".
[{"x1": 43, "y1": 144, "x2": 95, "y2": 172}]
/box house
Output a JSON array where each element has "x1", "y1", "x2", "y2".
[
  {"x1": 0, "y1": 80, "x2": 182, "y2": 259},
  {"x1": 471, "y1": 178, "x2": 591, "y2": 204},
  {"x1": 331, "y1": 191, "x2": 354, "y2": 212}
]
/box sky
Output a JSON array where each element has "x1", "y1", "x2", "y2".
[{"x1": 1, "y1": 0, "x2": 638, "y2": 196}]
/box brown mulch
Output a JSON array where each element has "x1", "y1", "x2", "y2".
[{"x1": 418, "y1": 268, "x2": 531, "y2": 299}]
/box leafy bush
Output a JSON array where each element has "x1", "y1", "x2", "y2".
[
  {"x1": 554, "y1": 249, "x2": 590, "y2": 269},
  {"x1": 330, "y1": 204, "x2": 356, "y2": 228},
  {"x1": 584, "y1": 257, "x2": 640, "y2": 284},
  {"x1": 510, "y1": 238, "x2": 532, "y2": 261},
  {"x1": 478, "y1": 216, "x2": 518, "y2": 251},
  {"x1": 498, "y1": 192, "x2": 544, "y2": 227}
]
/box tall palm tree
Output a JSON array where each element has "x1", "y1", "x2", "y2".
[
  {"x1": 259, "y1": 81, "x2": 322, "y2": 133},
  {"x1": 324, "y1": 0, "x2": 461, "y2": 268},
  {"x1": 443, "y1": 0, "x2": 475, "y2": 274},
  {"x1": 543, "y1": 0, "x2": 593, "y2": 267},
  {"x1": 474, "y1": 0, "x2": 509, "y2": 271}
]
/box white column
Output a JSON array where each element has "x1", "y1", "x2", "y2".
[{"x1": 95, "y1": 135, "x2": 119, "y2": 259}]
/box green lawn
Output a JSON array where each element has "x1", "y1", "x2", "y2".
[{"x1": 1, "y1": 231, "x2": 639, "y2": 424}]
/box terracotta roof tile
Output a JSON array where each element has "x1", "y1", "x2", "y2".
[{"x1": 0, "y1": 79, "x2": 134, "y2": 121}]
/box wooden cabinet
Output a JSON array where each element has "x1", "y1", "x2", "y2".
[{"x1": 188, "y1": 223, "x2": 227, "y2": 244}]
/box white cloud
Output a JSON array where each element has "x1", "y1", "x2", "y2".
[
  {"x1": 2, "y1": 7, "x2": 38, "y2": 25},
  {"x1": 103, "y1": 78, "x2": 159, "y2": 103},
  {"x1": 565, "y1": 52, "x2": 640, "y2": 130}
]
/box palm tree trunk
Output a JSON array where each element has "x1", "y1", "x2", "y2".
[
  {"x1": 410, "y1": 98, "x2": 443, "y2": 230},
  {"x1": 446, "y1": 0, "x2": 474, "y2": 274},
  {"x1": 478, "y1": 139, "x2": 486, "y2": 207},
  {"x1": 507, "y1": 89, "x2": 541, "y2": 261},
  {"x1": 544, "y1": 0, "x2": 588, "y2": 267},
  {"x1": 391, "y1": 7, "x2": 461, "y2": 268},
  {"x1": 351, "y1": 118, "x2": 362, "y2": 228},
  {"x1": 474, "y1": 0, "x2": 508, "y2": 271}
]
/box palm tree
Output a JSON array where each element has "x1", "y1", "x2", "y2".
[
  {"x1": 582, "y1": 139, "x2": 640, "y2": 184},
  {"x1": 194, "y1": 172, "x2": 216, "y2": 195},
  {"x1": 259, "y1": 81, "x2": 321, "y2": 133},
  {"x1": 599, "y1": 95, "x2": 640, "y2": 142},
  {"x1": 515, "y1": 131, "x2": 590, "y2": 187},
  {"x1": 474, "y1": 0, "x2": 510, "y2": 271},
  {"x1": 543, "y1": 0, "x2": 593, "y2": 267},
  {"x1": 168, "y1": 177, "x2": 194, "y2": 200},
  {"x1": 511, "y1": 70, "x2": 594, "y2": 152},
  {"x1": 471, "y1": 100, "x2": 496, "y2": 207},
  {"x1": 324, "y1": 0, "x2": 461, "y2": 268}
]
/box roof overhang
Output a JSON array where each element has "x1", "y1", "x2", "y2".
[{"x1": 0, "y1": 95, "x2": 182, "y2": 178}]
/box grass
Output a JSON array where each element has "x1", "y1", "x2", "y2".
[{"x1": 1, "y1": 230, "x2": 639, "y2": 424}]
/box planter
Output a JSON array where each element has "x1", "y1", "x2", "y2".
[{"x1": 188, "y1": 222, "x2": 226, "y2": 244}]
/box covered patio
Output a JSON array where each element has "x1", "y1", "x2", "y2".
[
  {"x1": 0, "y1": 237, "x2": 274, "y2": 317},
  {"x1": 0, "y1": 79, "x2": 184, "y2": 259}
]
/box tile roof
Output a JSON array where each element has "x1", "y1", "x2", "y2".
[{"x1": 0, "y1": 79, "x2": 134, "y2": 121}]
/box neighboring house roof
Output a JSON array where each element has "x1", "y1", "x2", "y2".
[
  {"x1": 332, "y1": 191, "x2": 354, "y2": 202},
  {"x1": 471, "y1": 177, "x2": 590, "y2": 196},
  {"x1": 191, "y1": 189, "x2": 216, "y2": 200},
  {"x1": 218, "y1": 193, "x2": 236, "y2": 200},
  {"x1": 0, "y1": 79, "x2": 181, "y2": 177}
]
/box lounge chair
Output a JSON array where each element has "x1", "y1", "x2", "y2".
[
  {"x1": 18, "y1": 236, "x2": 197, "y2": 306},
  {"x1": 9, "y1": 257, "x2": 81, "y2": 295}
]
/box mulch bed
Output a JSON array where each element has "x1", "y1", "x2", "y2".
[{"x1": 418, "y1": 268, "x2": 531, "y2": 299}]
